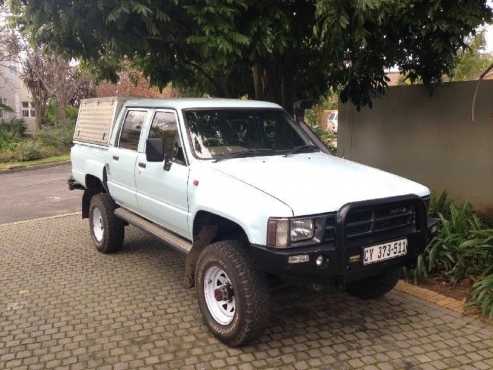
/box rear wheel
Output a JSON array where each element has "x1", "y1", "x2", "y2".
[
  {"x1": 196, "y1": 240, "x2": 270, "y2": 347},
  {"x1": 346, "y1": 267, "x2": 401, "y2": 299},
  {"x1": 89, "y1": 193, "x2": 124, "y2": 253}
]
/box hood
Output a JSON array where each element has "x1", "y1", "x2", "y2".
[{"x1": 208, "y1": 152, "x2": 430, "y2": 215}]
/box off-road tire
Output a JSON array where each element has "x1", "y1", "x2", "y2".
[
  {"x1": 196, "y1": 240, "x2": 270, "y2": 347},
  {"x1": 346, "y1": 267, "x2": 401, "y2": 299},
  {"x1": 89, "y1": 193, "x2": 124, "y2": 253}
]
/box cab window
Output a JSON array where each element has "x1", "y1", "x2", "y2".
[
  {"x1": 148, "y1": 111, "x2": 186, "y2": 165},
  {"x1": 119, "y1": 110, "x2": 147, "y2": 151}
]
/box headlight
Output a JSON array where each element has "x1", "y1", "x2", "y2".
[
  {"x1": 290, "y1": 219, "x2": 314, "y2": 242},
  {"x1": 267, "y1": 217, "x2": 315, "y2": 248}
]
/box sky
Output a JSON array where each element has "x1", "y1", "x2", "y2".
[
  {"x1": 486, "y1": 1, "x2": 493, "y2": 52},
  {"x1": 485, "y1": 24, "x2": 493, "y2": 53}
]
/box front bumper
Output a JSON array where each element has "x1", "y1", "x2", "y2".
[{"x1": 251, "y1": 195, "x2": 438, "y2": 284}]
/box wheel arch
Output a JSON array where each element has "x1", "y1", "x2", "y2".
[
  {"x1": 184, "y1": 210, "x2": 250, "y2": 288},
  {"x1": 193, "y1": 210, "x2": 249, "y2": 244},
  {"x1": 82, "y1": 170, "x2": 108, "y2": 219}
]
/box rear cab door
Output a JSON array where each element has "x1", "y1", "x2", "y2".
[{"x1": 107, "y1": 108, "x2": 150, "y2": 212}]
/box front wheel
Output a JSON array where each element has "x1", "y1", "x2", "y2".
[
  {"x1": 346, "y1": 267, "x2": 401, "y2": 299},
  {"x1": 195, "y1": 240, "x2": 270, "y2": 347}
]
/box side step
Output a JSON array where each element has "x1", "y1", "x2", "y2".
[{"x1": 114, "y1": 208, "x2": 192, "y2": 254}]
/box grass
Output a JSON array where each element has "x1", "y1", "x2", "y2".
[{"x1": 0, "y1": 154, "x2": 70, "y2": 172}]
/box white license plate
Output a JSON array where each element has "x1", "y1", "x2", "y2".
[{"x1": 363, "y1": 239, "x2": 408, "y2": 265}]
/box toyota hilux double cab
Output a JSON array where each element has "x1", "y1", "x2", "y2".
[{"x1": 69, "y1": 97, "x2": 436, "y2": 346}]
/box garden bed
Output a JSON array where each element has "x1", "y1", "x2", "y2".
[
  {"x1": 419, "y1": 277, "x2": 472, "y2": 302},
  {"x1": 406, "y1": 192, "x2": 493, "y2": 318}
]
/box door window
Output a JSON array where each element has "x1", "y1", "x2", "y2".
[
  {"x1": 119, "y1": 110, "x2": 147, "y2": 151},
  {"x1": 148, "y1": 111, "x2": 186, "y2": 165}
]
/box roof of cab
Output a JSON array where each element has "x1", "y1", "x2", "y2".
[{"x1": 122, "y1": 98, "x2": 283, "y2": 110}]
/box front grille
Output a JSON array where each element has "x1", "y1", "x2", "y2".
[
  {"x1": 324, "y1": 214, "x2": 337, "y2": 243},
  {"x1": 344, "y1": 202, "x2": 416, "y2": 240}
]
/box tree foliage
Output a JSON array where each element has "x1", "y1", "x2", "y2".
[
  {"x1": 10, "y1": 0, "x2": 492, "y2": 110},
  {"x1": 21, "y1": 47, "x2": 94, "y2": 130},
  {"x1": 450, "y1": 30, "x2": 493, "y2": 81}
]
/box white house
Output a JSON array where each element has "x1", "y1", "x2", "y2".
[
  {"x1": 0, "y1": 8, "x2": 36, "y2": 132},
  {"x1": 0, "y1": 61, "x2": 36, "y2": 131}
]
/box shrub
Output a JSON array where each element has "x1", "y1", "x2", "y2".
[
  {"x1": 405, "y1": 193, "x2": 493, "y2": 318},
  {"x1": 470, "y1": 274, "x2": 493, "y2": 317},
  {"x1": 45, "y1": 100, "x2": 78, "y2": 126},
  {"x1": 406, "y1": 192, "x2": 493, "y2": 286},
  {"x1": 413, "y1": 202, "x2": 493, "y2": 283},
  {"x1": 0, "y1": 148, "x2": 16, "y2": 162},
  {"x1": 37, "y1": 123, "x2": 75, "y2": 151},
  {"x1": 429, "y1": 191, "x2": 453, "y2": 218},
  {"x1": 0, "y1": 119, "x2": 26, "y2": 150},
  {"x1": 12, "y1": 140, "x2": 45, "y2": 161}
]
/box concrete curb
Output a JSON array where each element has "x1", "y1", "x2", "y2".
[
  {"x1": 0, "y1": 212, "x2": 81, "y2": 227},
  {"x1": 0, "y1": 160, "x2": 70, "y2": 175},
  {"x1": 396, "y1": 280, "x2": 465, "y2": 314}
]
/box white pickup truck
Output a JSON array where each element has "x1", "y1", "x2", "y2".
[{"x1": 69, "y1": 97, "x2": 436, "y2": 346}]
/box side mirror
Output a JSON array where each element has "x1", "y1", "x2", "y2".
[{"x1": 146, "y1": 138, "x2": 165, "y2": 162}]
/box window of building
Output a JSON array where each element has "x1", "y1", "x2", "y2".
[
  {"x1": 21, "y1": 101, "x2": 36, "y2": 118},
  {"x1": 0, "y1": 97, "x2": 7, "y2": 119},
  {"x1": 21, "y1": 101, "x2": 29, "y2": 117}
]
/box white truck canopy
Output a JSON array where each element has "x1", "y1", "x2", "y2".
[{"x1": 73, "y1": 97, "x2": 130, "y2": 145}]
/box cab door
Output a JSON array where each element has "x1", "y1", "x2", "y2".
[
  {"x1": 135, "y1": 110, "x2": 190, "y2": 238},
  {"x1": 107, "y1": 109, "x2": 148, "y2": 212}
]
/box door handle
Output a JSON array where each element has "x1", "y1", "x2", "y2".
[
  {"x1": 112, "y1": 155, "x2": 119, "y2": 161},
  {"x1": 138, "y1": 162, "x2": 146, "y2": 169}
]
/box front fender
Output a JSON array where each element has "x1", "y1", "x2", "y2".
[{"x1": 189, "y1": 166, "x2": 293, "y2": 245}]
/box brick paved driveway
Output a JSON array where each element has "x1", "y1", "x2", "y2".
[{"x1": 1, "y1": 215, "x2": 492, "y2": 370}]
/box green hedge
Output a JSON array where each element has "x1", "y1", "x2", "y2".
[
  {"x1": 0, "y1": 119, "x2": 75, "y2": 163},
  {"x1": 408, "y1": 192, "x2": 493, "y2": 317},
  {"x1": 0, "y1": 119, "x2": 26, "y2": 151}
]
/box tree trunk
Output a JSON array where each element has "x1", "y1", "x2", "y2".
[
  {"x1": 30, "y1": 92, "x2": 47, "y2": 135},
  {"x1": 31, "y1": 117, "x2": 40, "y2": 135},
  {"x1": 250, "y1": 59, "x2": 297, "y2": 114},
  {"x1": 56, "y1": 98, "x2": 67, "y2": 126},
  {"x1": 252, "y1": 64, "x2": 263, "y2": 99}
]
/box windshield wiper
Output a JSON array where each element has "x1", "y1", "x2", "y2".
[
  {"x1": 284, "y1": 144, "x2": 319, "y2": 157},
  {"x1": 213, "y1": 148, "x2": 278, "y2": 162}
]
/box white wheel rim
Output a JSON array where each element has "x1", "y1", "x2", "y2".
[
  {"x1": 92, "y1": 207, "x2": 104, "y2": 242},
  {"x1": 204, "y1": 266, "x2": 236, "y2": 325}
]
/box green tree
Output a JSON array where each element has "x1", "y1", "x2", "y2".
[
  {"x1": 10, "y1": 0, "x2": 492, "y2": 110},
  {"x1": 450, "y1": 30, "x2": 493, "y2": 81}
]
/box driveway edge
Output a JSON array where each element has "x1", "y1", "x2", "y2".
[
  {"x1": 0, "y1": 160, "x2": 70, "y2": 175},
  {"x1": 0, "y1": 212, "x2": 81, "y2": 227},
  {"x1": 396, "y1": 280, "x2": 465, "y2": 314}
]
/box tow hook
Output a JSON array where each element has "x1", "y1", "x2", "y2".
[{"x1": 214, "y1": 284, "x2": 234, "y2": 302}]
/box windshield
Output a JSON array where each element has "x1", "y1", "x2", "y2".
[{"x1": 183, "y1": 109, "x2": 315, "y2": 159}]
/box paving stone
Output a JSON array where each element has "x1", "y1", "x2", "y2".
[{"x1": 0, "y1": 215, "x2": 492, "y2": 370}]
